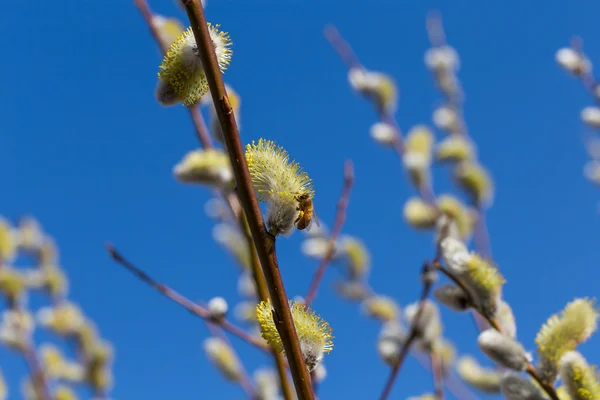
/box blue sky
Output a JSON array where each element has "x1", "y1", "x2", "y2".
[{"x1": 2, "y1": 0, "x2": 600, "y2": 399}]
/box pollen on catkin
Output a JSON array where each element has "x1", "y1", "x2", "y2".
[
  {"x1": 256, "y1": 299, "x2": 333, "y2": 371},
  {"x1": 156, "y1": 24, "x2": 232, "y2": 106},
  {"x1": 535, "y1": 298, "x2": 598, "y2": 383},
  {"x1": 245, "y1": 139, "x2": 314, "y2": 236},
  {"x1": 559, "y1": 351, "x2": 600, "y2": 400}
]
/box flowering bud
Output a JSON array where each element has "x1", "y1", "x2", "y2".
[
  {"x1": 174, "y1": 149, "x2": 234, "y2": 188},
  {"x1": 403, "y1": 197, "x2": 438, "y2": 229},
  {"x1": 558, "y1": 351, "x2": 600, "y2": 400},
  {"x1": 457, "y1": 356, "x2": 501, "y2": 393},
  {"x1": 334, "y1": 280, "x2": 371, "y2": 302},
  {"x1": 432, "y1": 106, "x2": 459, "y2": 133},
  {"x1": 581, "y1": 106, "x2": 600, "y2": 129},
  {"x1": 478, "y1": 329, "x2": 529, "y2": 371},
  {"x1": 37, "y1": 302, "x2": 85, "y2": 336},
  {"x1": 454, "y1": 161, "x2": 494, "y2": 206},
  {"x1": 434, "y1": 284, "x2": 471, "y2": 312},
  {"x1": 556, "y1": 47, "x2": 591, "y2": 76},
  {"x1": 151, "y1": 15, "x2": 184, "y2": 49},
  {"x1": 404, "y1": 126, "x2": 435, "y2": 187},
  {"x1": 208, "y1": 297, "x2": 228, "y2": 320},
  {"x1": 0, "y1": 218, "x2": 16, "y2": 262},
  {"x1": 338, "y1": 236, "x2": 370, "y2": 280},
  {"x1": 440, "y1": 237, "x2": 504, "y2": 318},
  {"x1": 361, "y1": 295, "x2": 401, "y2": 322},
  {"x1": 0, "y1": 267, "x2": 27, "y2": 306},
  {"x1": 500, "y1": 372, "x2": 547, "y2": 400},
  {"x1": 203, "y1": 337, "x2": 243, "y2": 382},
  {"x1": 257, "y1": 300, "x2": 333, "y2": 371},
  {"x1": 436, "y1": 135, "x2": 476, "y2": 163},
  {"x1": 348, "y1": 68, "x2": 398, "y2": 114},
  {"x1": 301, "y1": 237, "x2": 338, "y2": 260},
  {"x1": 437, "y1": 194, "x2": 475, "y2": 240},
  {"x1": 157, "y1": 25, "x2": 231, "y2": 106},
  {"x1": 246, "y1": 139, "x2": 314, "y2": 236},
  {"x1": 370, "y1": 122, "x2": 398, "y2": 146},
  {"x1": 535, "y1": 298, "x2": 598, "y2": 382},
  {"x1": 425, "y1": 46, "x2": 460, "y2": 73}
]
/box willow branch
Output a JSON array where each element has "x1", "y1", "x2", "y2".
[
  {"x1": 304, "y1": 160, "x2": 354, "y2": 307},
  {"x1": 237, "y1": 215, "x2": 294, "y2": 400},
  {"x1": 379, "y1": 263, "x2": 435, "y2": 400},
  {"x1": 324, "y1": 25, "x2": 436, "y2": 205},
  {"x1": 430, "y1": 351, "x2": 445, "y2": 400},
  {"x1": 133, "y1": 0, "x2": 214, "y2": 149},
  {"x1": 106, "y1": 244, "x2": 271, "y2": 354},
  {"x1": 179, "y1": 1, "x2": 314, "y2": 398},
  {"x1": 434, "y1": 263, "x2": 559, "y2": 400}
]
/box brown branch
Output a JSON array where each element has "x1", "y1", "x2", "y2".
[
  {"x1": 133, "y1": 0, "x2": 214, "y2": 149},
  {"x1": 379, "y1": 263, "x2": 435, "y2": 400},
  {"x1": 106, "y1": 244, "x2": 271, "y2": 353},
  {"x1": 237, "y1": 214, "x2": 294, "y2": 400},
  {"x1": 304, "y1": 160, "x2": 354, "y2": 307},
  {"x1": 430, "y1": 351, "x2": 445, "y2": 400},
  {"x1": 179, "y1": 1, "x2": 314, "y2": 398}
]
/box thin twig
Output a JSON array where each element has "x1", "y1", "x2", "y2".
[
  {"x1": 133, "y1": 0, "x2": 214, "y2": 149},
  {"x1": 430, "y1": 351, "x2": 445, "y2": 400},
  {"x1": 304, "y1": 160, "x2": 354, "y2": 307},
  {"x1": 379, "y1": 263, "x2": 435, "y2": 400},
  {"x1": 179, "y1": 1, "x2": 314, "y2": 398},
  {"x1": 106, "y1": 244, "x2": 271, "y2": 353}
]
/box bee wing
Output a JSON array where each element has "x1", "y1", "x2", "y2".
[{"x1": 305, "y1": 208, "x2": 321, "y2": 232}]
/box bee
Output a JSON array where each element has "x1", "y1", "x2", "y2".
[{"x1": 294, "y1": 192, "x2": 320, "y2": 231}]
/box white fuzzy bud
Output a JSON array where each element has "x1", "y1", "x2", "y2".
[
  {"x1": 425, "y1": 46, "x2": 460, "y2": 72},
  {"x1": 433, "y1": 284, "x2": 471, "y2": 312},
  {"x1": 478, "y1": 329, "x2": 529, "y2": 371},
  {"x1": 370, "y1": 122, "x2": 397, "y2": 146},
  {"x1": 556, "y1": 47, "x2": 591, "y2": 75},
  {"x1": 581, "y1": 106, "x2": 600, "y2": 129},
  {"x1": 208, "y1": 297, "x2": 228, "y2": 319},
  {"x1": 500, "y1": 372, "x2": 547, "y2": 400},
  {"x1": 432, "y1": 106, "x2": 458, "y2": 132}
]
